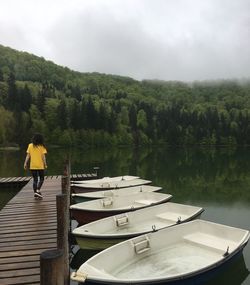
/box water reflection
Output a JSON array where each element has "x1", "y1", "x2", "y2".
[
  {"x1": 0, "y1": 187, "x2": 20, "y2": 210},
  {"x1": 206, "y1": 254, "x2": 249, "y2": 285},
  {"x1": 70, "y1": 247, "x2": 99, "y2": 271}
]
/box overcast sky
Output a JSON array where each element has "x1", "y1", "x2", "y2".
[{"x1": 0, "y1": 0, "x2": 250, "y2": 81}]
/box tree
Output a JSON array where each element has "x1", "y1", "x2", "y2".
[
  {"x1": 70, "y1": 100, "x2": 82, "y2": 130},
  {"x1": 97, "y1": 103, "x2": 109, "y2": 130},
  {"x1": 57, "y1": 99, "x2": 68, "y2": 129},
  {"x1": 0, "y1": 69, "x2": 4, "y2": 81},
  {"x1": 86, "y1": 98, "x2": 97, "y2": 129},
  {"x1": 71, "y1": 85, "x2": 81, "y2": 101},
  {"x1": 29, "y1": 104, "x2": 46, "y2": 135},
  {"x1": 19, "y1": 84, "x2": 32, "y2": 112},
  {"x1": 0, "y1": 106, "x2": 15, "y2": 144},
  {"x1": 37, "y1": 82, "x2": 54, "y2": 115},
  {"x1": 7, "y1": 72, "x2": 17, "y2": 111},
  {"x1": 137, "y1": 109, "x2": 148, "y2": 131},
  {"x1": 44, "y1": 98, "x2": 60, "y2": 131},
  {"x1": 129, "y1": 105, "x2": 137, "y2": 131},
  {"x1": 37, "y1": 89, "x2": 46, "y2": 115}
]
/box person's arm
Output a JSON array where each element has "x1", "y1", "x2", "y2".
[
  {"x1": 42, "y1": 154, "x2": 47, "y2": 169},
  {"x1": 24, "y1": 153, "x2": 30, "y2": 169}
]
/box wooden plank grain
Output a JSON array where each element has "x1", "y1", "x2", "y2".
[
  {"x1": 0, "y1": 174, "x2": 82, "y2": 285},
  {"x1": 0, "y1": 254, "x2": 40, "y2": 265},
  {"x1": 0, "y1": 241, "x2": 57, "y2": 252},
  {"x1": 0, "y1": 229, "x2": 57, "y2": 240},
  {"x1": 0, "y1": 244, "x2": 56, "y2": 258},
  {"x1": 0, "y1": 267, "x2": 40, "y2": 278},
  {"x1": 0, "y1": 260, "x2": 40, "y2": 271},
  {"x1": 0, "y1": 274, "x2": 40, "y2": 285}
]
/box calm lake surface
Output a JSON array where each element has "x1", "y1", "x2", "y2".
[{"x1": 0, "y1": 146, "x2": 250, "y2": 284}]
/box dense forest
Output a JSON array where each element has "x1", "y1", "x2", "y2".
[{"x1": 0, "y1": 44, "x2": 250, "y2": 147}]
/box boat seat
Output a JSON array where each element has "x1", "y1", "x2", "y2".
[
  {"x1": 103, "y1": 190, "x2": 114, "y2": 197},
  {"x1": 101, "y1": 198, "x2": 113, "y2": 207},
  {"x1": 133, "y1": 236, "x2": 150, "y2": 254},
  {"x1": 183, "y1": 233, "x2": 237, "y2": 254},
  {"x1": 101, "y1": 182, "x2": 111, "y2": 188},
  {"x1": 115, "y1": 214, "x2": 129, "y2": 227},
  {"x1": 134, "y1": 199, "x2": 154, "y2": 206},
  {"x1": 156, "y1": 212, "x2": 182, "y2": 223}
]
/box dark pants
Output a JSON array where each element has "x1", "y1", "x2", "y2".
[{"x1": 31, "y1": 170, "x2": 45, "y2": 192}]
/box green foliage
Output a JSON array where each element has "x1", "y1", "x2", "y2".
[
  {"x1": 0, "y1": 106, "x2": 15, "y2": 144},
  {"x1": 0, "y1": 44, "x2": 250, "y2": 147}
]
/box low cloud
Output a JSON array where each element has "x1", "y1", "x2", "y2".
[{"x1": 0, "y1": 0, "x2": 250, "y2": 81}]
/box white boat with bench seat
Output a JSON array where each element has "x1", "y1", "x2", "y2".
[
  {"x1": 71, "y1": 220, "x2": 249, "y2": 284},
  {"x1": 72, "y1": 175, "x2": 140, "y2": 184},
  {"x1": 70, "y1": 192, "x2": 172, "y2": 225},
  {"x1": 71, "y1": 178, "x2": 152, "y2": 193},
  {"x1": 71, "y1": 185, "x2": 162, "y2": 203},
  {"x1": 72, "y1": 202, "x2": 204, "y2": 250}
]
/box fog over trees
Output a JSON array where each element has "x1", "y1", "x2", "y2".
[{"x1": 0, "y1": 44, "x2": 250, "y2": 147}]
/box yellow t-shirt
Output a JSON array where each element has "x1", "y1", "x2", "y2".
[{"x1": 27, "y1": 143, "x2": 47, "y2": 170}]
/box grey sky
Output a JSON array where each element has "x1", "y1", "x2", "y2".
[{"x1": 0, "y1": 0, "x2": 249, "y2": 81}]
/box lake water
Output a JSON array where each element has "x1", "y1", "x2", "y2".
[{"x1": 0, "y1": 146, "x2": 250, "y2": 284}]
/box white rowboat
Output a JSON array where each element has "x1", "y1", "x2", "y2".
[
  {"x1": 70, "y1": 192, "x2": 172, "y2": 225},
  {"x1": 71, "y1": 178, "x2": 152, "y2": 192},
  {"x1": 71, "y1": 185, "x2": 162, "y2": 203},
  {"x1": 71, "y1": 220, "x2": 249, "y2": 284},
  {"x1": 72, "y1": 202, "x2": 204, "y2": 250},
  {"x1": 72, "y1": 175, "x2": 140, "y2": 184}
]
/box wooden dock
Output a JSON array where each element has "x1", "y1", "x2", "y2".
[
  {"x1": 0, "y1": 173, "x2": 96, "y2": 188},
  {"x1": 0, "y1": 174, "x2": 96, "y2": 285},
  {"x1": 0, "y1": 177, "x2": 31, "y2": 188}
]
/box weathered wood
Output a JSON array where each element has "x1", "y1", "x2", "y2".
[
  {"x1": 0, "y1": 246, "x2": 57, "y2": 259},
  {"x1": 0, "y1": 173, "x2": 96, "y2": 188},
  {"x1": 40, "y1": 249, "x2": 64, "y2": 285},
  {"x1": 0, "y1": 260, "x2": 40, "y2": 271},
  {"x1": 0, "y1": 170, "x2": 95, "y2": 285},
  {"x1": 0, "y1": 238, "x2": 56, "y2": 248},
  {"x1": 56, "y1": 194, "x2": 69, "y2": 285},
  {"x1": 0, "y1": 178, "x2": 60, "y2": 284},
  {"x1": 0, "y1": 255, "x2": 40, "y2": 265},
  {"x1": 0, "y1": 231, "x2": 56, "y2": 241},
  {"x1": 0, "y1": 274, "x2": 40, "y2": 285}
]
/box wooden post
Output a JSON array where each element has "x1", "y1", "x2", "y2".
[
  {"x1": 61, "y1": 175, "x2": 67, "y2": 194},
  {"x1": 57, "y1": 194, "x2": 69, "y2": 285},
  {"x1": 62, "y1": 159, "x2": 70, "y2": 195},
  {"x1": 66, "y1": 159, "x2": 71, "y2": 194},
  {"x1": 62, "y1": 159, "x2": 71, "y2": 202},
  {"x1": 40, "y1": 249, "x2": 64, "y2": 285}
]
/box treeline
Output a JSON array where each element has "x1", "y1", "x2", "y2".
[{"x1": 0, "y1": 44, "x2": 250, "y2": 147}]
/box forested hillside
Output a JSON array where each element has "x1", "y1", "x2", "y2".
[{"x1": 0, "y1": 44, "x2": 250, "y2": 147}]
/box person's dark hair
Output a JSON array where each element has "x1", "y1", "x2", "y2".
[{"x1": 32, "y1": 133, "x2": 45, "y2": 147}]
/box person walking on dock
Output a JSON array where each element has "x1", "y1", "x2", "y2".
[{"x1": 24, "y1": 133, "x2": 47, "y2": 199}]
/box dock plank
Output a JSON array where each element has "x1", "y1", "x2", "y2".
[
  {"x1": 0, "y1": 178, "x2": 61, "y2": 285},
  {"x1": 0, "y1": 260, "x2": 40, "y2": 271},
  {"x1": 0, "y1": 173, "x2": 96, "y2": 285},
  {"x1": 0, "y1": 275, "x2": 40, "y2": 285}
]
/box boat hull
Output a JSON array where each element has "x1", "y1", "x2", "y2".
[
  {"x1": 75, "y1": 236, "x2": 127, "y2": 251},
  {"x1": 72, "y1": 196, "x2": 98, "y2": 203},
  {"x1": 71, "y1": 179, "x2": 152, "y2": 193},
  {"x1": 71, "y1": 208, "x2": 127, "y2": 225}
]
